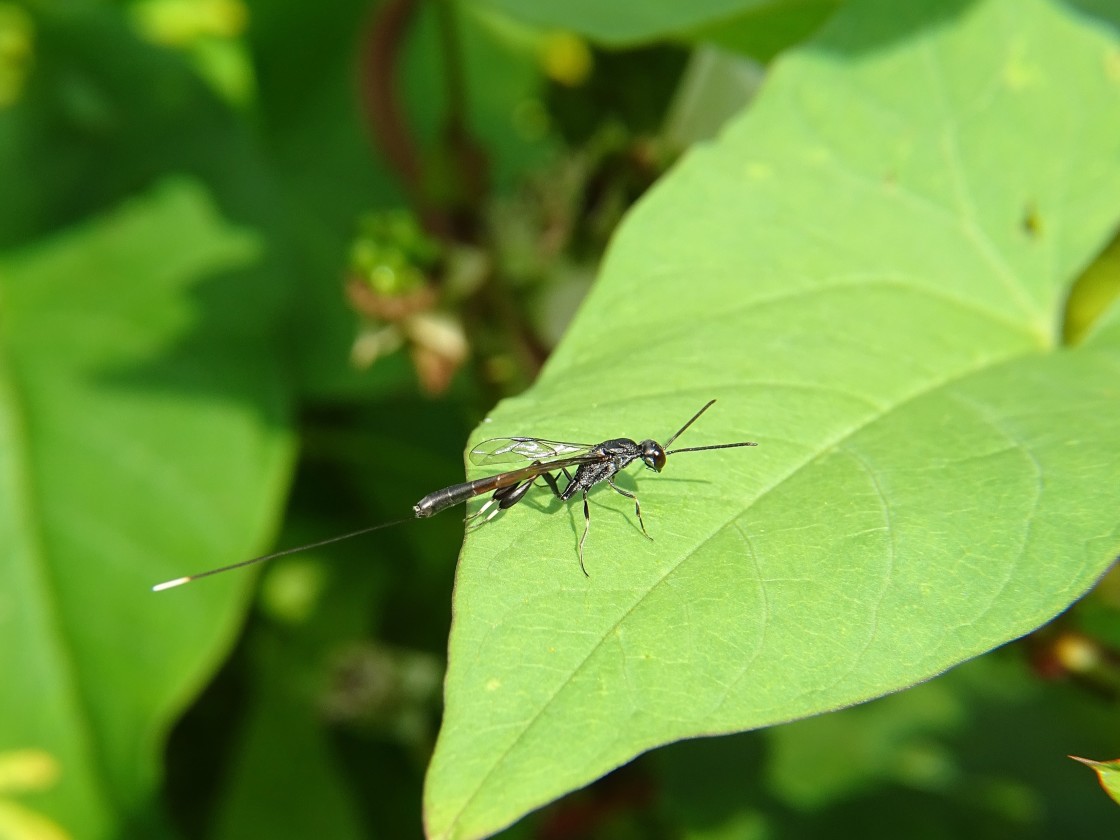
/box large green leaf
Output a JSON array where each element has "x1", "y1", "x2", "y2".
[
  {"x1": 423, "y1": 0, "x2": 1120, "y2": 836},
  {"x1": 0, "y1": 180, "x2": 293, "y2": 835}
]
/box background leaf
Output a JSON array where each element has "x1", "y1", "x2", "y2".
[
  {"x1": 0, "y1": 179, "x2": 293, "y2": 834},
  {"x1": 423, "y1": 0, "x2": 1120, "y2": 836},
  {"x1": 657, "y1": 650, "x2": 1120, "y2": 836},
  {"x1": 470, "y1": 0, "x2": 833, "y2": 47}
]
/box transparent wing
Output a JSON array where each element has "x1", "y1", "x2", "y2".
[{"x1": 468, "y1": 437, "x2": 596, "y2": 466}]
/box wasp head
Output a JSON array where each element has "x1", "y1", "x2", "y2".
[{"x1": 639, "y1": 440, "x2": 667, "y2": 472}]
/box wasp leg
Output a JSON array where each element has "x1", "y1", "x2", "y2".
[
  {"x1": 493, "y1": 469, "x2": 564, "y2": 515},
  {"x1": 497, "y1": 478, "x2": 537, "y2": 510},
  {"x1": 465, "y1": 459, "x2": 555, "y2": 528},
  {"x1": 466, "y1": 480, "x2": 528, "y2": 529},
  {"x1": 607, "y1": 478, "x2": 651, "y2": 540},
  {"x1": 463, "y1": 492, "x2": 499, "y2": 526},
  {"x1": 539, "y1": 470, "x2": 565, "y2": 499},
  {"x1": 576, "y1": 490, "x2": 590, "y2": 577}
]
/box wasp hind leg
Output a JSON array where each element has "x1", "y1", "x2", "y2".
[
  {"x1": 466, "y1": 468, "x2": 563, "y2": 531},
  {"x1": 466, "y1": 480, "x2": 530, "y2": 530},
  {"x1": 464, "y1": 494, "x2": 502, "y2": 530}
]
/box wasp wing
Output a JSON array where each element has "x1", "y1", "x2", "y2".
[{"x1": 468, "y1": 437, "x2": 597, "y2": 467}]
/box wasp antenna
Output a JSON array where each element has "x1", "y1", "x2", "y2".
[
  {"x1": 663, "y1": 399, "x2": 717, "y2": 448},
  {"x1": 666, "y1": 441, "x2": 757, "y2": 455}
]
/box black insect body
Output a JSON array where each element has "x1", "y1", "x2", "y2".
[
  {"x1": 556, "y1": 438, "x2": 662, "y2": 572},
  {"x1": 154, "y1": 399, "x2": 755, "y2": 590},
  {"x1": 413, "y1": 400, "x2": 756, "y2": 575}
]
